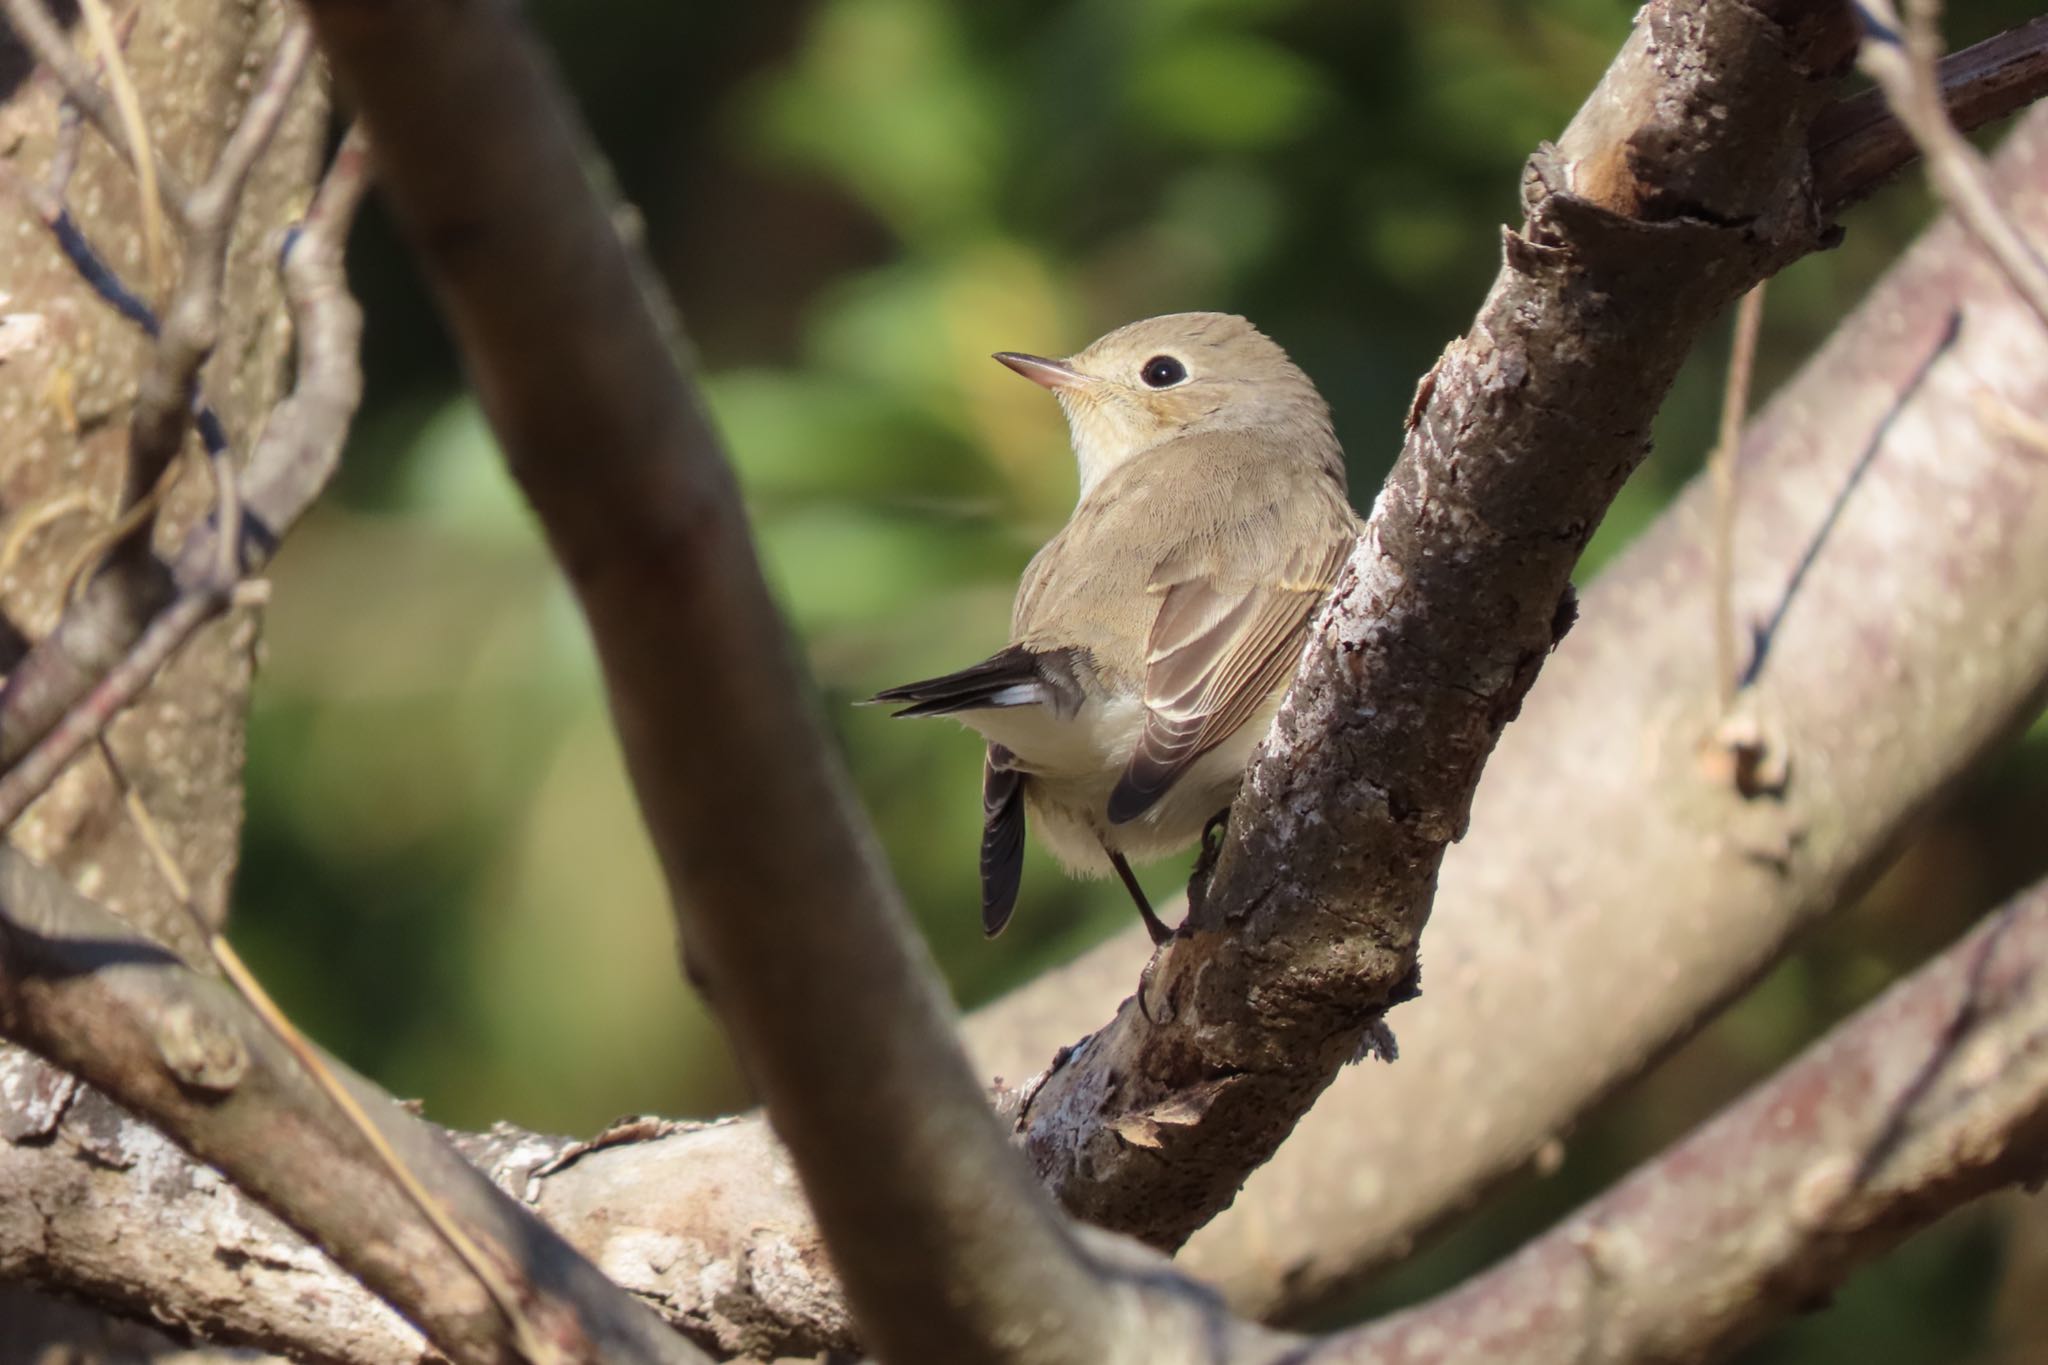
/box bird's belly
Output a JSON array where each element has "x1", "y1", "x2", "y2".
[
  {"x1": 957, "y1": 693, "x2": 1146, "y2": 783},
  {"x1": 980, "y1": 690, "x2": 1282, "y2": 878}
]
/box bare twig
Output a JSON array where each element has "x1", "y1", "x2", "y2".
[
  {"x1": 0, "y1": 119, "x2": 361, "y2": 834},
  {"x1": 36, "y1": 0, "x2": 138, "y2": 208},
  {"x1": 74, "y1": 0, "x2": 164, "y2": 294},
  {"x1": 0, "y1": 589, "x2": 219, "y2": 829},
  {"x1": 118, "y1": 11, "x2": 313, "y2": 522},
  {"x1": 1856, "y1": 0, "x2": 2048, "y2": 330},
  {"x1": 1816, "y1": 15, "x2": 2048, "y2": 212},
  {"x1": 1710, "y1": 283, "x2": 1766, "y2": 715},
  {"x1": 0, "y1": 0, "x2": 194, "y2": 225},
  {"x1": 0, "y1": 18, "x2": 321, "y2": 800},
  {"x1": 1316, "y1": 875, "x2": 2048, "y2": 1365}
]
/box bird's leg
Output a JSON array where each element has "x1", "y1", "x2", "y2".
[{"x1": 1106, "y1": 846, "x2": 1173, "y2": 944}]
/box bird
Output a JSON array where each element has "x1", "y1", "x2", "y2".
[{"x1": 872, "y1": 312, "x2": 1362, "y2": 944}]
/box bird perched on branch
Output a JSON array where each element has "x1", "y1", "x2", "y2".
[{"x1": 873, "y1": 313, "x2": 1362, "y2": 943}]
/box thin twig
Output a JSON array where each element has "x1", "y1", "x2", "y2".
[
  {"x1": 119, "y1": 11, "x2": 313, "y2": 519},
  {"x1": 75, "y1": 0, "x2": 165, "y2": 295},
  {"x1": 0, "y1": 589, "x2": 216, "y2": 828},
  {"x1": 1815, "y1": 15, "x2": 2048, "y2": 211},
  {"x1": 1856, "y1": 0, "x2": 2048, "y2": 331},
  {"x1": 0, "y1": 173, "x2": 236, "y2": 445},
  {"x1": 0, "y1": 123, "x2": 371, "y2": 829},
  {"x1": 1975, "y1": 385, "x2": 2048, "y2": 455},
  {"x1": 46, "y1": 97, "x2": 84, "y2": 203},
  {"x1": 1710, "y1": 282, "x2": 1766, "y2": 714},
  {"x1": 0, "y1": 0, "x2": 193, "y2": 226}
]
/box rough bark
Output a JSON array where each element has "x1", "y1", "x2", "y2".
[
  {"x1": 1313, "y1": 873, "x2": 2048, "y2": 1364},
  {"x1": 0, "y1": 1050, "x2": 419, "y2": 1363},
  {"x1": 297, "y1": 4, "x2": 1139, "y2": 1364},
  {"x1": 0, "y1": 847, "x2": 708, "y2": 1365},
  {"x1": 0, "y1": 3, "x2": 323, "y2": 1354},
  {"x1": 0, "y1": 0, "x2": 322, "y2": 958},
  {"x1": 1009, "y1": 0, "x2": 1850, "y2": 1253},
  {"x1": 1167, "y1": 95, "x2": 2048, "y2": 1314},
  {"x1": 12, "y1": 2, "x2": 2048, "y2": 1365}
]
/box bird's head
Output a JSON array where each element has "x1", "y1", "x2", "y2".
[{"x1": 994, "y1": 312, "x2": 1333, "y2": 494}]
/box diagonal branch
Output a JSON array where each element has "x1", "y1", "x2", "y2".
[
  {"x1": 0, "y1": 0, "x2": 196, "y2": 224},
  {"x1": 1853, "y1": 0, "x2": 2048, "y2": 330},
  {"x1": 0, "y1": 846, "x2": 708, "y2": 1365},
  {"x1": 1813, "y1": 13, "x2": 2048, "y2": 210},
  {"x1": 1165, "y1": 99, "x2": 2048, "y2": 1314},
  {"x1": 17, "y1": 47, "x2": 2048, "y2": 1365},
  {"x1": 0, "y1": 7, "x2": 314, "y2": 810},
  {"x1": 1320, "y1": 872, "x2": 2048, "y2": 1365},
  {"x1": 1013, "y1": 0, "x2": 1853, "y2": 1253},
  {"x1": 0, "y1": 118, "x2": 363, "y2": 831},
  {"x1": 295, "y1": 3, "x2": 1156, "y2": 1363}
]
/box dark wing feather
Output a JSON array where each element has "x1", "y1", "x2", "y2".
[
  {"x1": 980, "y1": 746, "x2": 1026, "y2": 936},
  {"x1": 1107, "y1": 534, "x2": 1351, "y2": 824}
]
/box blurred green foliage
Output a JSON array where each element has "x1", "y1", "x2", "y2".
[{"x1": 229, "y1": 0, "x2": 2048, "y2": 1356}]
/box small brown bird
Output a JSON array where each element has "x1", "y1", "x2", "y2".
[{"x1": 873, "y1": 313, "x2": 1361, "y2": 942}]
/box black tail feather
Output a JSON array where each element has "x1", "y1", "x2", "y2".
[
  {"x1": 980, "y1": 748, "x2": 1026, "y2": 936},
  {"x1": 871, "y1": 644, "x2": 1046, "y2": 718}
]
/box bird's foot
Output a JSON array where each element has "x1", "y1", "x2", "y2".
[{"x1": 1186, "y1": 807, "x2": 1231, "y2": 920}]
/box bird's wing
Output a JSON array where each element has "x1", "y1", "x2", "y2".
[
  {"x1": 980, "y1": 745, "x2": 1026, "y2": 937},
  {"x1": 1106, "y1": 529, "x2": 1352, "y2": 824},
  {"x1": 870, "y1": 644, "x2": 1082, "y2": 718}
]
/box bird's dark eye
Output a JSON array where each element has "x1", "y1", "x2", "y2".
[{"x1": 1139, "y1": 355, "x2": 1187, "y2": 389}]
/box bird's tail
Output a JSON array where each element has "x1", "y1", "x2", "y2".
[{"x1": 869, "y1": 644, "x2": 1052, "y2": 717}]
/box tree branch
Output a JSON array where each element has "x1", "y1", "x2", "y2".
[
  {"x1": 1853, "y1": 0, "x2": 2048, "y2": 329},
  {"x1": 0, "y1": 4, "x2": 315, "y2": 845},
  {"x1": 0, "y1": 1048, "x2": 425, "y2": 1363},
  {"x1": 24, "y1": 5, "x2": 2048, "y2": 1358},
  {"x1": 0, "y1": 0, "x2": 196, "y2": 223},
  {"x1": 1012, "y1": 0, "x2": 1852, "y2": 1253},
  {"x1": 0, "y1": 121, "x2": 367, "y2": 833},
  {"x1": 1316, "y1": 873, "x2": 2048, "y2": 1364},
  {"x1": 295, "y1": 3, "x2": 1155, "y2": 1363},
  {"x1": 1813, "y1": 14, "x2": 2048, "y2": 211},
  {"x1": 0, "y1": 846, "x2": 707, "y2": 1365},
  {"x1": 1163, "y1": 99, "x2": 2048, "y2": 1315}
]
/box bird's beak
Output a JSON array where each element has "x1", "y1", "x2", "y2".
[{"x1": 993, "y1": 352, "x2": 1085, "y2": 391}]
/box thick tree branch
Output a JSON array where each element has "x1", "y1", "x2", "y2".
[
  {"x1": 11, "y1": 115, "x2": 2048, "y2": 1354},
  {"x1": 1316, "y1": 873, "x2": 2048, "y2": 1364},
  {"x1": 0, "y1": 1049, "x2": 424, "y2": 1363},
  {"x1": 295, "y1": 3, "x2": 1158, "y2": 1363},
  {"x1": 1012, "y1": 0, "x2": 1851, "y2": 1253},
  {"x1": 24, "y1": 5, "x2": 2048, "y2": 1358},
  {"x1": 0, "y1": 847, "x2": 706, "y2": 1365},
  {"x1": 1167, "y1": 97, "x2": 2048, "y2": 1314}
]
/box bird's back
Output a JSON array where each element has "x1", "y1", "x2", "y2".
[{"x1": 1011, "y1": 428, "x2": 1357, "y2": 685}]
